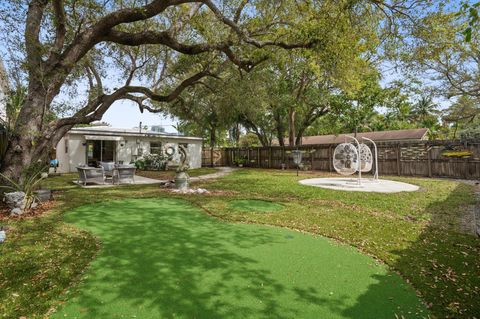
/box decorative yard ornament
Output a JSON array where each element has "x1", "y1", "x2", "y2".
[
  {"x1": 177, "y1": 145, "x2": 190, "y2": 172},
  {"x1": 333, "y1": 143, "x2": 359, "y2": 176},
  {"x1": 164, "y1": 144, "x2": 176, "y2": 158},
  {"x1": 174, "y1": 145, "x2": 190, "y2": 190}
]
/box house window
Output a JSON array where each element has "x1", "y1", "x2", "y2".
[{"x1": 150, "y1": 142, "x2": 162, "y2": 155}]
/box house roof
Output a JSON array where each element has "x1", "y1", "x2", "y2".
[
  {"x1": 68, "y1": 126, "x2": 203, "y2": 141},
  {"x1": 275, "y1": 128, "x2": 429, "y2": 145}
]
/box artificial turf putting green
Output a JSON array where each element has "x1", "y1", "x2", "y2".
[
  {"x1": 229, "y1": 199, "x2": 284, "y2": 213},
  {"x1": 53, "y1": 198, "x2": 428, "y2": 319}
]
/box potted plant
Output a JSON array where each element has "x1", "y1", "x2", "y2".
[{"x1": 236, "y1": 158, "x2": 246, "y2": 167}]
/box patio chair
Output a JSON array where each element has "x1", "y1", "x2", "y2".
[
  {"x1": 76, "y1": 166, "x2": 105, "y2": 186},
  {"x1": 99, "y1": 161, "x2": 116, "y2": 178},
  {"x1": 113, "y1": 167, "x2": 136, "y2": 185}
]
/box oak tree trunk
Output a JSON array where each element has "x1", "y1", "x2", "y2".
[
  {"x1": 209, "y1": 127, "x2": 216, "y2": 147},
  {"x1": 288, "y1": 108, "x2": 296, "y2": 146}
]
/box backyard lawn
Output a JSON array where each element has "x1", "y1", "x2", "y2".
[
  {"x1": 0, "y1": 169, "x2": 479, "y2": 318},
  {"x1": 136, "y1": 167, "x2": 218, "y2": 180},
  {"x1": 52, "y1": 198, "x2": 426, "y2": 318}
]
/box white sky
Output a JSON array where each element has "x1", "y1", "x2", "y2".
[{"x1": 101, "y1": 99, "x2": 178, "y2": 132}]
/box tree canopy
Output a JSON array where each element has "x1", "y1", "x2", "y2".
[{"x1": 1, "y1": 0, "x2": 476, "y2": 177}]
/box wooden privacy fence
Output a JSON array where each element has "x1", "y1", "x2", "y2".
[{"x1": 202, "y1": 140, "x2": 480, "y2": 180}]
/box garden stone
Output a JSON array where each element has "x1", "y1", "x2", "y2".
[
  {"x1": 172, "y1": 188, "x2": 209, "y2": 194},
  {"x1": 10, "y1": 208, "x2": 23, "y2": 216},
  {"x1": 35, "y1": 189, "x2": 52, "y2": 202},
  {"x1": 4, "y1": 192, "x2": 26, "y2": 209}
]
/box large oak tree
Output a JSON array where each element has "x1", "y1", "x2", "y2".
[{"x1": 0, "y1": 0, "x2": 421, "y2": 178}]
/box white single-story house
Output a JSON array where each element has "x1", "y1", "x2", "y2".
[{"x1": 55, "y1": 126, "x2": 203, "y2": 173}]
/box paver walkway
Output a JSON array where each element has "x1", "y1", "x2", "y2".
[{"x1": 190, "y1": 166, "x2": 236, "y2": 181}]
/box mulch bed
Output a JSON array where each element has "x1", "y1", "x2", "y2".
[{"x1": 0, "y1": 200, "x2": 56, "y2": 221}]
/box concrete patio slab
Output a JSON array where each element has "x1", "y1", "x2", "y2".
[
  {"x1": 299, "y1": 177, "x2": 419, "y2": 193},
  {"x1": 73, "y1": 175, "x2": 165, "y2": 188}
]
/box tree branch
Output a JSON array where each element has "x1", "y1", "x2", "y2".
[
  {"x1": 59, "y1": 0, "x2": 196, "y2": 66},
  {"x1": 51, "y1": 0, "x2": 67, "y2": 55},
  {"x1": 201, "y1": 0, "x2": 313, "y2": 49},
  {"x1": 128, "y1": 69, "x2": 215, "y2": 110},
  {"x1": 25, "y1": 0, "x2": 49, "y2": 71},
  {"x1": 50, "y1": 68, "x2": 215, "y2": 134}
]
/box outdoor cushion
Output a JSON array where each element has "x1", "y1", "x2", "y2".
[{"x1": 99, "y1": 161, "x2": 115, "y2": 172}]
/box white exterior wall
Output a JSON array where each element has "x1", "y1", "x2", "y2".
[
  {"x1": 56, "y1": 134, "x2": 87, "y2": 173},
  {"x1": 117, "y1": 138, "x2": 134, "y2": 164},
  {"x1": 68, "y1": 135, "x2": 87, "y2": 170},
  {"x1": 55, "y1": 137, "x2": 68, "y2": 173},
  {"x1": 56, "y1": 133, "x2": 202, "y2": 173}
]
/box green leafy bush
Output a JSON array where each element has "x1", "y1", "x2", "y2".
[
  {"x1": 0, "y1": 165, "x2": 48, "y2": 211},
  {"x1": 134, "y1": 153, "x2": 167, "y2": 171}
]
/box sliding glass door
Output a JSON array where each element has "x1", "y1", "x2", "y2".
[{"x1": 86, "y1": 140, "x2": 116, "y2": 166}]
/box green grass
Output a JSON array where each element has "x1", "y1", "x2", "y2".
[
  {"x1": 52, "y1": 198, "x2": 426, "y2": 319},
  {"x1": 136, "y1": 167, "x2": 218, "y2": 180},
  {"x1": 0, "y1": 169, "x2": 479, "y2": 318},
  {"x1": 229, "y1": 199, "x2": 284, "y2": 213},
  {"x1": 196, "y1": 170, "x2": 480, "y2": 317}
]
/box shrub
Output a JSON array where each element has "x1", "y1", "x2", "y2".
[
  {"x1": 134, "y1": 153, "x2": 167, "y2": 170},
  {"x1": 0, "y1": 164, "x2": 48, "y2": 211}
]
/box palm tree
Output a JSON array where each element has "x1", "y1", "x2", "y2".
[{"x1": 411, "y1": 96, "x2": 439, "y2": 126}]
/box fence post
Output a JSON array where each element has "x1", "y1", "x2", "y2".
[
  {"x1": 310, "y1": 149, "x2": 314, "y2": 170},
  {"x1": 328, "y1": 145, "x2": 333, "y2": 172},
  {"x1": 257, "y1": 148, "x2": 261, "y2": 167},
  {"x1": 269, "y1": 147, "x2": 272, "y2": 168},
  {"x1": 464, "y1": 144, "x2": 469, "y2": 179},
  {"x1": 396, "y1": 144, "x2": 401, "y2": 175},
  {"x1": 427, "y1": 144, "x2": 432, "y2": 177}
]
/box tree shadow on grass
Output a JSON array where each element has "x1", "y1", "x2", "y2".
[
  {"x1": 53, "y1": 198, "x2": 429, "y2": 319},
  {"x1": 340, "y1": 182, "x2": 480, "y2": 318},
  {"x1": 54, "y1": 199, "x2": 297, "y2": 318}
]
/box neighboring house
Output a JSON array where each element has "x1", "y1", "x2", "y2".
[
  {"x1": 274, "y1": 128, "x2": 429, "y2": 146},
  {"x1": 55, "y1": 126, "x2": 203, "y2": 173},
  {"x1": 0, "y1": 58, "x2": 9, "y2": 122}
]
